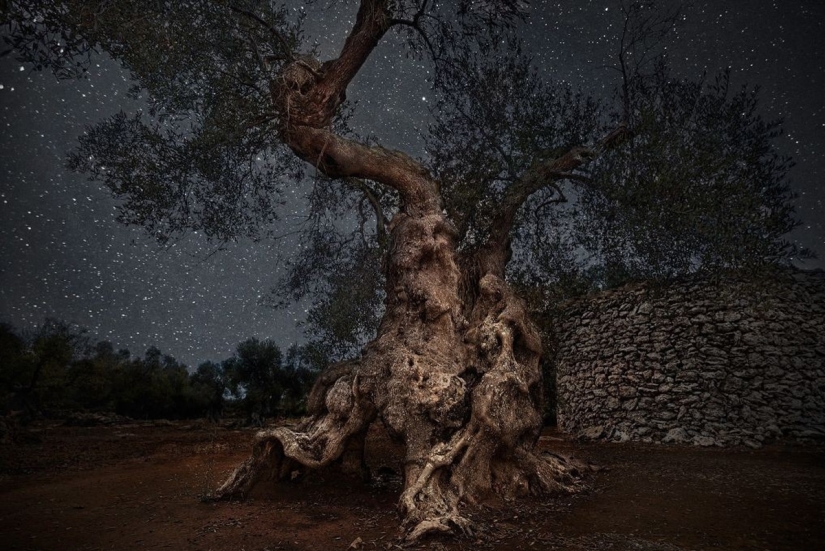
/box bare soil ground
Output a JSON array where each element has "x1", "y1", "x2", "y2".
[{"x1": 0, "y1": 420, "x2": 823, "y2": 551}]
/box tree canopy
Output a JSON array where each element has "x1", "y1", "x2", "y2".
[
  {"x1": 3, "y1": 1, "x2": 803, "y2": 318},
  {"x1": 2, "y1": 0, "x2": 809, "y2": 539}
]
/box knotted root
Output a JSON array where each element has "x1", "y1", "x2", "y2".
[
  {"x1": 395, "y1": 274, "x2": 586, "y2": 542},
  {"x1": 209, "y1": 365, "x2": 375, "y2": 500},
  {"x1": 207, "y1": 265, "x2": 589, "y2": 545},
  {"x1": 397, "y1": 418, "x2": 585, "y2": 541}
]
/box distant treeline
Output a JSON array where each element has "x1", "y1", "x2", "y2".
[{"x1": 0, "y1": 319, "x2": 324, "y2": 423}]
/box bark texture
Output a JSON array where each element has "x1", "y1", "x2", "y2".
[
  {"x1": 215, "y1": 203, "x2": 584, "y2": 540},
  {"x1": 213, "y1": 1, "x2": 585, "y2": 540}
]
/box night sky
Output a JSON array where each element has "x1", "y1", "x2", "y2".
[{"x1": 1, "y1": 1, "x2": 823, "y2": 367}]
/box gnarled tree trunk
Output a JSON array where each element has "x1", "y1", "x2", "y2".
[
  {"x1": 214, "y1": 202, "x2": 583, "y2": 540},
  {"x1": 213, "y1": 0, "x2": 586, "y2": 540}
]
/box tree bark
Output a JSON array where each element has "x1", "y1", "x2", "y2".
[
  {"x1": 214, "y1": 200, "x2": 584, "y2": 540},
  {"x1": 212, "y1": 0, "x2": 585, "y2": 540}
]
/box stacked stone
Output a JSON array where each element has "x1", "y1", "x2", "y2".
[{"x1": 552, "y1": 268, "x2": 825, "y2": 447}]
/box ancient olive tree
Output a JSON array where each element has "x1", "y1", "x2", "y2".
[{"x1": 3, "y1": 0, "x2": 802, "y2": 540}]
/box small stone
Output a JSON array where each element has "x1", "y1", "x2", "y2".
[
  {"x1": 618, "y1": 385, "x2": 637, "y2": 398},
  {"x1": 580, "y1": 425, "x2": 604, "y2": 440},
  {"x1": 613, "y1": 430, "x2": 631, "y2": 443},
  {"x1": 662, "y1": 427, "x2": 689, "y2": 444},
  {"x1": 694, "y1": 436, "x2": 716, "y2": 447}
]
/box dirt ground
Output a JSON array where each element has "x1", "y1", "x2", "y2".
[{"x1": 1, "y1": 420, "x2": 823, "y2": 551}]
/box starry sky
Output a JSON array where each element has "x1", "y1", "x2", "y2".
[{"x1": 1, "y1": 0, "x2": 823, "y2": 367}]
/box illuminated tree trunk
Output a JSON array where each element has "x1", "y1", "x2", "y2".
[
  {"x1": 214, "y1": 147, "x2": 584, "y2": 541},
  {"x1": 213, "y1": 0, "x2": 584, "y2": 540}
]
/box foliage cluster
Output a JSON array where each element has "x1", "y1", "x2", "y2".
[{"x1": 1, "y1": 0, "x2": 812, "y2": 385}]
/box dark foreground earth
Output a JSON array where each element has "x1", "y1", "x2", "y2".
[{"x1": 1, "y1": 420, "x2": 823, "y2": 550}]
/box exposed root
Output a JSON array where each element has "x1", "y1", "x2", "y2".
[
  {"x1": 397, "y1": 423, "x2": 585, "y2": 542},
  {"x1": 394, "y1": 273, "x2": 586, "y2": 542},
  {"x1": 210, "y1": 365, "x2": 375, "y2": 500},
  {"x1": 406, "y1": 514, "x2": 473, "y2": 543},
  {"x1": 209, "y1": 218, "x2": 590, "y2": 544},
  {"x1": 516, "y1": 448, "x2": 586, "y2": 494},
  {"x1": 208, "y1": 432, "x2": 290, "y2": 499}
]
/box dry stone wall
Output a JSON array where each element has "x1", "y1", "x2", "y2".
[{"x1": 552, "y1": 268, "x2": 825, "y2": 447}]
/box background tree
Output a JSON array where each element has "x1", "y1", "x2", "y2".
[
  {"x1": 281, "y1": 343, "x2": 320, "y2": 413},
  {"x1": 0, "y1": 318, "x2": 315, "y2": 421},
  {"x1": 224, "y1": 338, "x2": 283, "y2": 423},
  {"x1": 190, "y1": 361, "x2": 228, "y2": 421},
  {"x1": 2, "y1": 0, "x2": 805, "y2": 540},
  {"x1": 0, "y1": 319, "x2": 88, "y2": 417},
  {"x1": 224, "y1": 338, "x2": 317, "y2": 421},
  {"x1": 63, "y1": 340, "x2": 119, "y2": 412},
  {"x1": 0, "y1": 322, "x2": 29, "y2": 415}
]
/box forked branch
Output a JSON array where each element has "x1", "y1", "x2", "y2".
[
  {"x1": 274, "y1": 0, "x2": 440, "y2": 215},
  {"x1": 480, "y1": 122, "x2": 635, "y2": 275}
]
